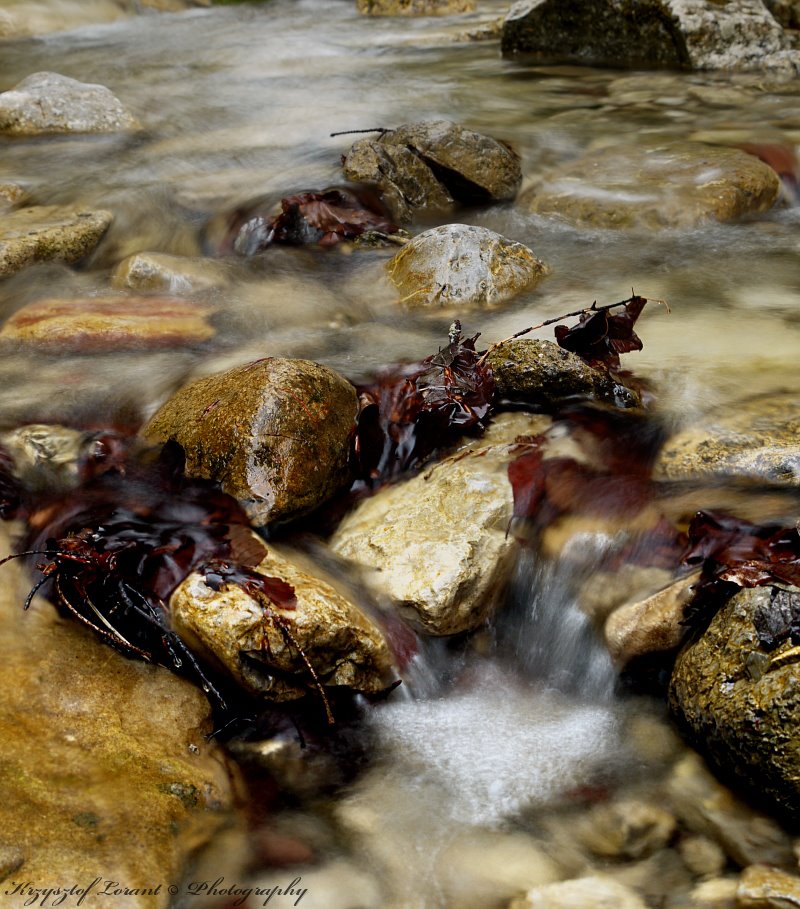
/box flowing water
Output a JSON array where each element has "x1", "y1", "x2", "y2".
[{"x1": 2, "y1": 2, "x2": 800, "y2": 906}]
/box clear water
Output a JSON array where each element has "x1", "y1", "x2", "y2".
[{"x1": 1, "y1": 2, "x2": 800, "y2": 903}]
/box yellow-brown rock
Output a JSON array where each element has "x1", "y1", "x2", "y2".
[
  {"x1": 0, "y1": 295, "x2": 215, "y2": 351},
  {"x1": 170, "y1": 543, "x2": 396, "y2": 702},
  {"x1": 387, "y1": 224, "x2": 548, "y2": 310},
  {"x1": 357, "y1": 0, "x2": 475, "y2": 15},
  {"x1": 143, "y1": 358, "x2": 358, "y2": 525},
  {"x1": 0, "y1": 206, "x2": 112, "y2": 278},
  {"x1": 0, "y1": 525, "x2": 233, "y2": 904},
  {"x1": 521, "y1": 142, "x2": 781, "y2": 230}
]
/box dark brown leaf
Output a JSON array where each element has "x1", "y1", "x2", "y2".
[{"x1": 555, "y1": 296, "x2": 647, "y2": 369}]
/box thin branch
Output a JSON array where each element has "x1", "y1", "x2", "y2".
[
  {"x1": 476, "y1": 294, "x2": 668, "y2": 366},
  {"x1": 330, "y1": 127, "x2": 393, "y2": 138}
]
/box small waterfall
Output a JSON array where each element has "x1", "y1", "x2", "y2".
[{"x1": 499, "y1": 548, "x2": 618, "y2": 701}]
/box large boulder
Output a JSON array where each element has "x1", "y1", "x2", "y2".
[
  {"x1": 0, "y1": 295, "x2": 215, "y2": 352},
  {"x1": 0, "y1": 526, "x2": 233, "y2": 903},
  {"x1": 330, "y1": 413, "x2": 550, "y2": 635},
  {"x1": 670, "y1": 585, "x2": 800, "y2": 823},
  {"x1": 170, "y1": 543, "x2": 396, "y2": 704},
  {"x1": 0, "y1": 72, "x2": 140, "y2": 136},
  {"x1": 520, "y1": 142, "x2": 781, "y2": 230},
  {"x1": 0, "y1": 206, "x2": 112, "y2": 278},
  {"x1": 387, "y1": 224, "x2": 548, "y2": 310},
  {"x1": 142, "y1": 358, "x2": 358, "y2": 525},
  {"x1": 343, "y1": 121, "x2": 521, "y2": 222},
  {"x1": 655, "y1": 391, "x2": 800, "y2": 486},
  {"x1": 502, "y1": 0, "x2": 799, "y2": 73},
  {"x1": 486, "y1": 339, "x2": 638, "y2": 407}
]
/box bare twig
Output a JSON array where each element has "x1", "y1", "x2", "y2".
[
  {"x1": 476, "y1": 293, "x2": 669, "y2": 366},
  {"x1": 330, "y1": 127, "x2": 393, "y2": 138}
]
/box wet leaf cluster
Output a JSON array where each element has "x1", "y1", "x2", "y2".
[{"x1": 353, "y1": 322, "x2": 495, "y2": 482}]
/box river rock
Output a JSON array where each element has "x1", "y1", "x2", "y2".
[
  {"x1": 520, "y1": 142, "x2": 781, "y2": 230},
  {"x1": 486, "y1": 339, "x2": 639, "y2": 407},
  {"x1": 386, "y1": 121, "x2": 522, "y2": 202},
  {"x1": 0, "y1": 525, "x2": 233, "y2": 902},
  {"x1": 142, "y1": 358, "x2": 358, "y2": 525},
  {"x1": 356, "y1": 0, "x2": 475, "y2": 15},
  {"x1": 0, "y1": 183, "x2": 26, "y2": 210},
  {"x1": 688, "y1": 878, "x2": 740, "y2": 909},
  {"x1": 577, "y1": 799, "x2": 677, "y2": 860},
  {"x1": 387, "y1": 224, "x2": 547, "y2": 310},
  {"x1": 170, "y1": 543, "x2": 396, "y2": 703},
  {"x1": 0, "y1": 206, "x2": 112, "y2": 278},
  {"x1": 501, "y1": 0, "x2": 797, "y2": 73},
  {"x1": 738, "y1": 865, "x2": 800, "y2": 908},
  {"x1": 330, "y1": 417, "x2": 531, "y2": 635},
  {"x1": 0, "y1": 424, "x2": 87, "y2": 494},
  {"x1": 670, "y1": 586, "x2": 800, "y2": 824},
  {"x1": 0, "y1": 295, "x2": 215, "y2": 352},
  {"x1": 0, "y1": 72, "x2": 140, "y2": 136},
  {"x1": 655, "y1": 391, "x2": 800, "y2": 486},
  {"x1": 510, "y1": 876, "x2": 648, "y2": 909},
  {"x1": 112, "y1": 251, "x2": 229, "y2": 293},
  {"x1": 342, "y1": 138, "x2": 454, "y2": 224},
  {"x1": 665, "y1": 752, "x2": 795, "y2": 867},
  {"x1": 677, "y1": 836, "x2": 728, "y2": 879},
  {"x1": 604, "y1": 571, "x2": 700, "y2": 665}
]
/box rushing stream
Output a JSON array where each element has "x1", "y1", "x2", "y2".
[{"x1": 2, "y1": 2, "x2": 800, "y2": 907}]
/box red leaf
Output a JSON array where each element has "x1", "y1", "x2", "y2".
[{"x1": 556, "y1": 296, "x2": 647, "y2": 369}]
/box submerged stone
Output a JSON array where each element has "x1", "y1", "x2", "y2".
[
  {"x1": 510, "y1": 876, "x2": 648, "y2": 909},
  {"x1": 112, "y1": 251, "x2": 229, "y2": 293},
  {"x1": 170, "y1": 543, "x2": 396, "y2": 702},
  {"x1": 521, "y1": 142, "x2": 781, "y2": 230},
  {"x1": 502, "y1": 0, "x2": 797, "y2": 73},
  {"x1": 142, "y1": 357, "x2": 358, "y2": 525},
  {"x1": 0, "y1": 295, "x2": 215, "y2": 351},
  {"x1": 0, "y1": 205, "x2": 112, "y2": 278},
  {"x1": 387, "y1": 224, "x2": 548, "y2": 310},
  {"x1": 655, "y1": 391, "x2": 800, "y2": 486},
  {"x1": 671, "y1": 588, "x2": 800, "y2": 824},
  {"x1": 0, "y1": 72, "x2": 140, "y2": 135}
]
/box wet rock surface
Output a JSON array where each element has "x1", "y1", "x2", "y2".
[
  {"x1": 0, "y1": 526, "x2": 233, "y2": 902},
  {"x1": 0, "y1": 72, "x2": 140, "y2": 135},
  {"x1": 487, "y1": 339, "x2": 637, "y2": 407},
  {"x1": 670, "y1": 586, "x2": 800, "y2": 823},
  {"x1": 0, "y1": 294, "x2": 215, "y2": 352},
  {"x1": 356, "y1": 0, "x2": 475, "y2": 14},
  {"x1": 655, "y1": 391, "x2": 800, "y2": 486},
  {"x1": 343, "y1": 120, "x2": 521, "y2": 222},
  {"x1": 604, "y1": 571, "x2": 700, "y2": 665},
  {"x1": 331, "y1": 414, "x2": 549, "y2": 635},
  {"x1": 509, "y1": 875, "x2": 648, "y2": 909},
  {"x1": 343, "y1": 138, "x2": 454, "y2": 224},
  {"x1": 665, "y1": 752, "x2": 796, "y2": 868},
  {"x1": 0, "y1": 206, "x2": 112, "y2": 278},
  {"x1": 387, "y1": 223, "x2": 548, "y2": 309},
  {"x1": 0, "y1": 183, "x2": 26, "y2": 210},
  {"x1": 521, "y1": 142, "x2": 781, "y2": 230},
  {"x1": 142, "y1": 358, "x2": 358, "y2": 525},
  {"x1": 502, "y1": 0, "x2": 798, "y2": 73},
  {"x1": 0, "y1": 424, "x2": 89, "y2": 494},
  {"x1": 111, "y1": 251, "x2": 229, "y2": 293},
  {"x1": 738, "y1": 864, "x2": 800, "y2": 908},
  {"x1": 170, "y1": 543, "x2": 396, "y2": 703}
]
